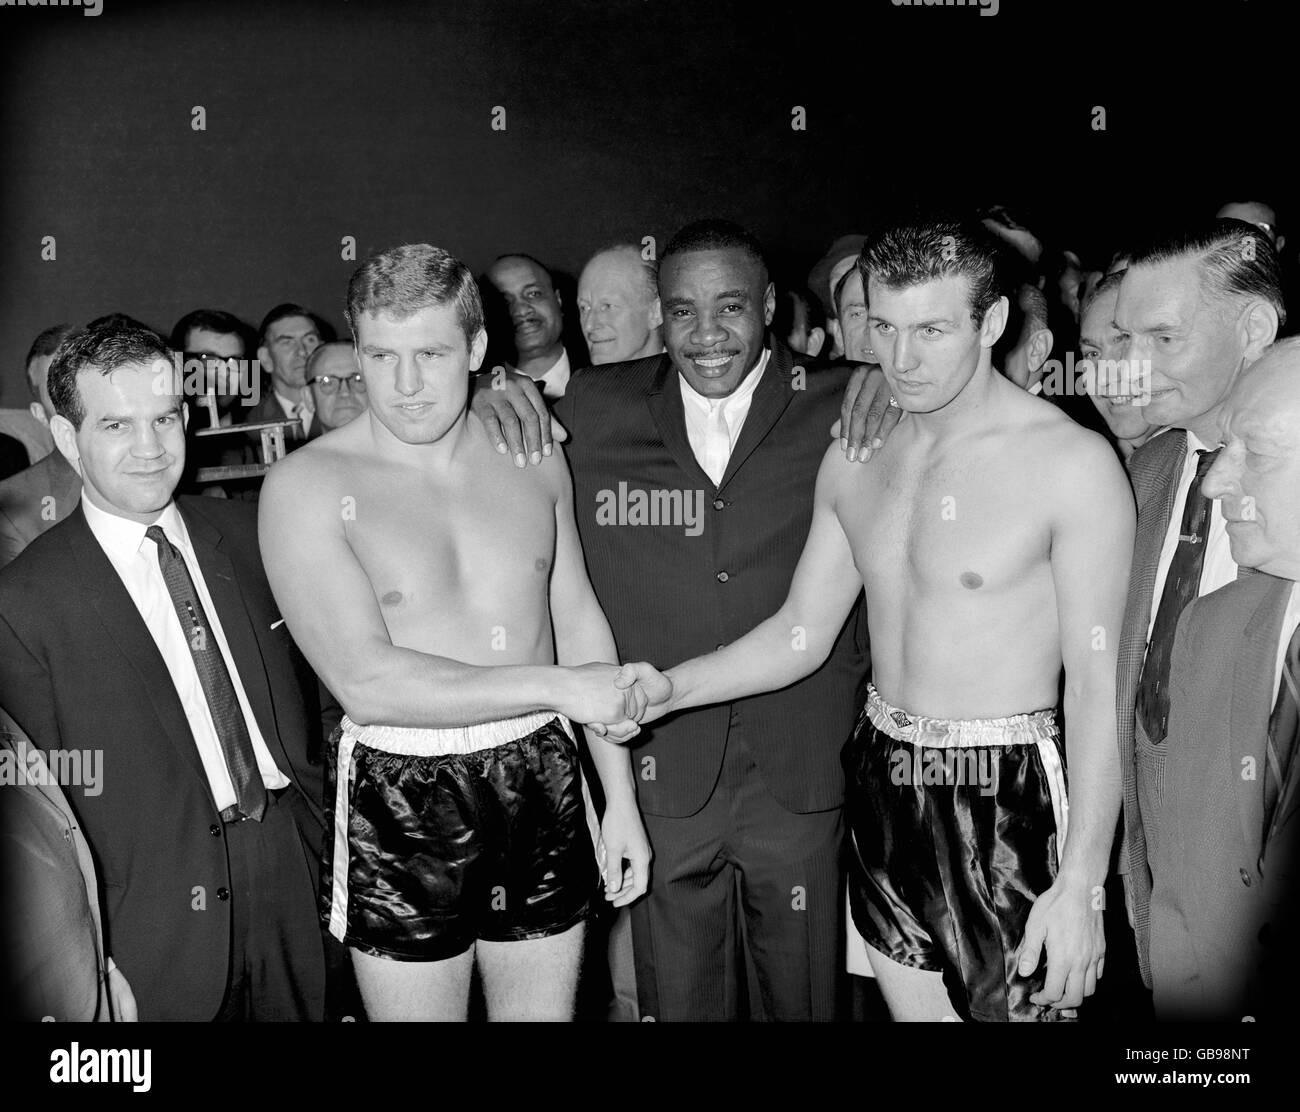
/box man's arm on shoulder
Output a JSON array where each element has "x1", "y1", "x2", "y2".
[
  {"x1": 468, "y1": 367, "x2": 564, "y2": 467},
  {"x1": 657, "y1": 443, "x2": 863, "y2": 716},
  {"x1": 1018, "y1": 427, "x2": 1136, "y2": 1009},
  {"x1": 258, "y1": 451, "x2": 579, "y2": 729}
]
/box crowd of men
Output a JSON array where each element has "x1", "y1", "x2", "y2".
[{"x1": 0, "y1": 197, "x2": 1296, "y2": 1025}]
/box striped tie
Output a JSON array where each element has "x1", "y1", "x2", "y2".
[{"x1": 146, "y1": 525, "x2": 267, "y2": 821}]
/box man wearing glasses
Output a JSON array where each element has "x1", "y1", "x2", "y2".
[{"x1": 303, "y1": 342, "x2": 370, "y2": 437}]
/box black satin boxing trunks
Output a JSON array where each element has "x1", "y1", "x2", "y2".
[
  {"x1": 844, "y1": 683, "x2": 1073, "y2": 1022},
  {"x1": 322, "y1": 711, "x2": 601, "y2": 961}
]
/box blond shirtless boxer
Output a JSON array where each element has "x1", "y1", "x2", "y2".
[
  {"x1": 259, "y1": 244, "x2": 654, "y2": 1021},
  {"x1": 626, "y1": 219, "x2": 1135, "y2": 1021}
]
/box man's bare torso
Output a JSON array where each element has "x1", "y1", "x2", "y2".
[
  {"x1": 836, "y1": 382, "x2": 1080, "y2": 719},
  {"x1": 295, "y1": 412, "x2": 558, "y2": 667}
]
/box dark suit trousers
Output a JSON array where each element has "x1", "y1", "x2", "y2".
[
  {"x1": 630, "y1": 731, "x2": 845, "y2": 1021},
  {"x1": 215, "y1": 788, "x2": 326, "y2": 1021}
]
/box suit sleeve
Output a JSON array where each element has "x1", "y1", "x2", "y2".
[{"x1": 0, "y1": 609, "x2": 60, "y2": 749}]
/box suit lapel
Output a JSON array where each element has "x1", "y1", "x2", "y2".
[
  {"x1": 65, "y1": 506, "x2": 214, "y2": 802},
  {"x1": 717, "y1": 339, "x2": 800, "y2": 494},
  {"x1": 1233, "y1": 574, "x2": 1293, "y2": 853},
  {"x1": 644, "y1": 356, "x2": 715, "y2": 490},
  {"x1": 179, "y1": 501, "x2": 294, "y2": 777}
]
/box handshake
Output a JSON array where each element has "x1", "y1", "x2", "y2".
[{"x1": 559, "y1": 661, "x2": 676, "y2": 742}]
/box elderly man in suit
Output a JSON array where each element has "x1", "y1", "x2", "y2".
[
  {"x1": 0, "y1": 315, "x2": 328, "y2": 1020},
  {"x1": 0, "y1": 324, "x2": 81, "y2": 566},
  {"x1": 246, "y1": 303, "x2": 324, "y2": 441},
  {"x1": 1143, "y1": 342, "x2": 1300, "y2": 1020},
  {"x1": 1113, "y1": 219, "x2": 1285, "y2": 994},
  {"x1": 475, "y1": 220, "x2": 869, "y2": 1021}
]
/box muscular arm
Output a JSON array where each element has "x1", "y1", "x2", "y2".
[
  {"x1": 1050, "y1": 436, "x2": 1134, "y2": 888},
  {"x1": 257, "y1": 453, "x2": 621, "y2": 729},
  {"x1": 1017, "y1": 430, "x2": 1136, "y2": 1008},
  {"x1": 661, "y1": 445, "x2": 864, "y2": 714}
]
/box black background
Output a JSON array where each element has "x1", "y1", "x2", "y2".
[{"x1": 0, "y1": 0, "x2": 1291, "y2": 402}]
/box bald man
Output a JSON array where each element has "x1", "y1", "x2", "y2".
[
  {"x1": 1142, "y1": 341, "x2": 1300, "y2": 1020},
  {"x1": 577, "y1": 245, "x2": 663, "y2": 366},
  {"x1": 304, "y1": 342, "x2": 369, "y2": 437}
]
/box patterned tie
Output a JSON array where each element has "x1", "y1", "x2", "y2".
[
  {"x1": 1136, "y1": 447, "x2": 1221, "y2": 744},
  {"x1": 146, "y1": 525, "x2": 267, "y2": 821},
  {"x1": 1264, "y1": 620, "x2": 1300, "y2": 838}
]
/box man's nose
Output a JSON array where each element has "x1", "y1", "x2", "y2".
[
  {"x1": 691, "y1": 312, "x2": 725, "y2": 346},
  {"x1": 132, "y1": 424, "x2": 165, "y2": 456},
  {"x1": 1201, "y1": 451, "x2": 1236, "y2": 502},
  {"x1": 893, "y1": 334, "x2": 919, "y2": 372},
  {"x1": 395, "y1": 356, "x2": 423, "y2": 396}
]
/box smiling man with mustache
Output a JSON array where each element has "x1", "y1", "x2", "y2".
[{"x1": 485, "y1": 253, "x2": 572, "y2": 399}]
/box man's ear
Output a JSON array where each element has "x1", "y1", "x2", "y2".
[
  {"x1": 981, "y1": 296, "x2": 1010, "y2": 349},
  {"x1": 50, "y1": 414, "x2": 80, "y2": 472},
  {"x1": 1241, "y1": 298, "x2": 1280, "y2": 364},
  {"x1": 257, "y1": 344, "x2": 272, "y2": 377},
  {"x1": 28, "y1": 401, "x2": 49, "y2": 429},
  {"x1": 1028, "y1": 327, "x2": 1054, "y2": 376},
  {"x1": 828, "y1": 318, "x2": 844, "y2": 355},
  {"x1": 1277, "y1": 233, "x2": 1287, "y2": 253},
  {"x1": 763, "y1": 282, "x2": 777, "y2": 328},
  {"x1": 468, "y1": 327, "x2": 489, "y2": 373},
  {"x1": 182, "y1": 401, "x2": 190, "y2": 432},
  {"x1": 648, "y1": 297, "x2": 663, "y2": 329},
  {"x1": 805, "y1": 327, "x2": 827, "y2": 359}
]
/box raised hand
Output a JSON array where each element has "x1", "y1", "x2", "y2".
[{"x1": 558, "y1": 662, "x2": 645, "y2": 735}]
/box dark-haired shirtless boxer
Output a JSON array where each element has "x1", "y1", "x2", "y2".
[
  {"x1": 259, "y1": 244, "x2": 656, "y2": 1021},
  {"x1": 627, "y1": 219, "x2": 1134, "y2": 1021}
]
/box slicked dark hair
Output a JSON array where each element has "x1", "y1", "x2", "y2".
[
  {"x1": 1127, "y1": 218, "x2": 1287, "y2": 327},
  {"x1": 859, "y1": 218, "x2": 1005, "y2": 329},
  {"x1": 258, "y1": 302, "x2": 320, "y2": 348},
  {"x1": 347, "y1": 243, "x2": 484, "y2": 344},
  {"x1": 170, "y1": 308, "x2": 254, "y2": 354},
  {"x1": 48, "y1": 315, "x2": 173, "y2": 430},
  {"x1": 25, "y1": 323, "x2": 76, "y2": 400},
  {"x1": 661, "y1": 219, "x2": 768, "y2": 277}
]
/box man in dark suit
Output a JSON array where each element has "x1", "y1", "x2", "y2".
[
  {"x1": 245, "y1": 303, "x2": 324, "y2": 442},
  {"x1": 0, "y1": 315, "x2": 328, "y2": 1021},
  {"x1": 477, "y1": 220, "x2": 868, "y2": 1021},
  {"x1": 1143, "y1": 342, "x2": 1300, "y2": 1020},
  {"x1": 1113, "y1": 219, "x2": 1285, "y2": 993}
]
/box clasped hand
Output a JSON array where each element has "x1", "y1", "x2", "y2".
[{"x1": 563, "y1": 662, "x2": 673, "y2": 742}]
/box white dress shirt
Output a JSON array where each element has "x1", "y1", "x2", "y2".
[
  {"x1": 274, "y1": 389, "x2": 313, "y2": 436},
  {"x1": 82, "y1": 497, "x2": 290, "y2": 808},
  {"x1": 1273, "y1": 580, "x2": 1300, "y2": 706},
  {"x1": 532, "y1": 349, "x2": 571, "y2": 400},
  {"x1": 678, "y1": 349, "x2": 770, "y2": 487},
  {"x1": 1147, "y1": 430, "x2": 1238, "y2": 646}
]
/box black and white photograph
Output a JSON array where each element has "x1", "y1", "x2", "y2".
[{"x1": 0, "y1": 0, "x2": 1289, "y2": 1095}]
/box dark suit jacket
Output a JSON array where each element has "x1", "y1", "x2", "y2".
[
  {"x1": 1115, "y1": 426, "x2": 1187, "y2": 985},
  {"x1": 555, "y1": 339, "x2": 868, "y2": 818},
  {"x1": 0, "y1": 497, "x2": 327, "y2": 1020},
  {"x1": 1146, "y1": 571, "x2": 1300, "y2": 1018},
  {"x1": 0, "y1": 450, "x2": 80, "y2": 569}
]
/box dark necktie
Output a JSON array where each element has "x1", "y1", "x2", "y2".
[
  {"x1": 146, "y1": 525, "x2": 267, "y2": 821},
  {"x1": 1136, "y1": 447, "x2": 1221, "y2": 744},
  {"x1": 1264, "y1": 620, "x2": 1300, "y2": 844}
]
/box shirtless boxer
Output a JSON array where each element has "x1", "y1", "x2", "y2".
[
  {"x1": 259, "y1": 244, "x2": 654, "y2": 1021},
  {"x1": 626, "y1": 219, "x2": 1135, "y2": 1021}
]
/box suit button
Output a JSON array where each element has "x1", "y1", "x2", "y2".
[
  {"x1": 209, "y1": 824, "x2": 222, "y2": 837},
  {"x1": 1240, "y1": 868, "x2": 1251, "y2": 887},
  {"x1": 713, "y1": 498, "x2": 725, "y2": 510},
  {"x1": 716, "y1": 571, "x2": 730, "y2": 583},
  {"x1": 715, "y1": 643, "x2": 725, "y2": 652},
  {"x1": 217, "y1": 887, "x2": 230, "y2": 901}
]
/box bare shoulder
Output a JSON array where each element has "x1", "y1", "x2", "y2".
[
  {"x1": 464, "y1": 410, "x2": 564, "y2": 502},
  {"x1": 260, "y1": 421, "x2": 362, "y2": 515}
]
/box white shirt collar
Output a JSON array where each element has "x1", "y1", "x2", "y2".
[
  {"x1": 535, "y1": 349, "x2": 571, "y2": 398},
  {"x1": 678, "y1": 348, "x2": 771, "y2": 412},
  {"x1": 82, "y1": 496, "x2": 190, "y2": 564}
]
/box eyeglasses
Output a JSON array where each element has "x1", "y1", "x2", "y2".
[{"x1": 307, "y1": 373, "x2": 367, "y2": 394}]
